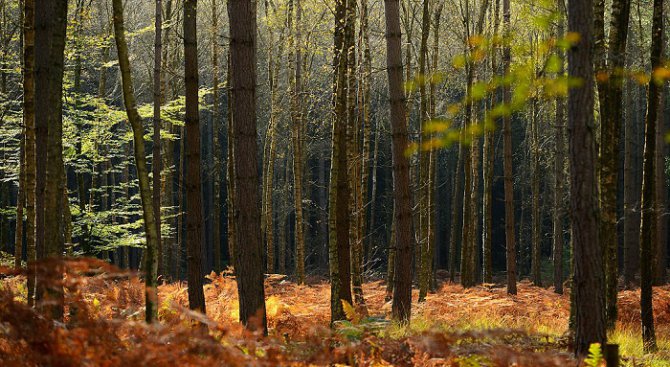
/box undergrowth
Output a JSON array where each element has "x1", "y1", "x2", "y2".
[{"x1": 0, "y1": 258, "x2": 669, "y2": 366}]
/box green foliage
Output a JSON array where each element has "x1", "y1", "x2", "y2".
[{"x1": 584, "y1": 343, "x2": 603, "y2": 367}]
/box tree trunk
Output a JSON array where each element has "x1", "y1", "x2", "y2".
[
  {"x1": 503, "y1": 0, "x2": 516, "y2": 295},
  {"x1": 183, "y1": 0, "x2": 207, "y2": 314},
  {"x1": 600, "y1": 0, "x2": 632, "y2": 328},
  {"x1": 553, "y1": 0, "x2": 567, "y2": 295},
  {"x1": 568, "y1": 0, "x2": 606, "y2": 354},
  {"x1": 639, "y1": 0, "x2": 663, "y2": 352},
  {"x1": 153, "y1": 0, "x2": 164, "y2": 278},
  {"x1": 15, "y1": 121, "x2": 25, "y2": 268},
  {"x1": 23, "y1": 0, "x2": 35, "y2": 306},
  {"x1": 531, "y1": 98, "x2": 541, "y2": 286},
  {"x1": 384, "y1": 0, "x2": 414, "y2": 323},
  {"x1": 288, "y1": 0, "x2": 306, "y2": 284},
  {"x1": 227, "y1": 0, "x2": 267, "y2": 333},
  {"x1": 329, "y1": 0, "x2": 353, "y2": 323},
  {"x1": 483, "y1": 0, "x2": 499, "y2": 285},
  {"x1": 112, "y1": 0, "x2": 160, "y2": 323},
  {"x1": 211, "y1": 0, "x2": 222, "y2": 274},
  {"x1": 417, "y1": 0, "x2": 432, "y2": 302},
  {"x1": 226, "y1": 54, "x2": 236, "y2": 270},
  {"x1": 655, "y1": 85, "x2": 667, "y2": 285}
]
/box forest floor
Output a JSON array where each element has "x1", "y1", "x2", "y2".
[{"x1": 1, "y1": 260, "x2": 670, "y2": 366}]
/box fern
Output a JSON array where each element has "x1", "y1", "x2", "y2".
[
  {"x1": 584, "y1": 343, "x2": 603, "y2": 367},
  {"x1": 341, "y1": 299, "x2": 360, "y2": 324}
]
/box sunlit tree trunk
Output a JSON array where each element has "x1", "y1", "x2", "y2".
[
  {"x1": 287, "y1": 0, "x2": 306, "y2": 284},
  {"x1": 329, "y1": 0, "x2": 353, "y2": 322},
  {"x1": 112, "y1": 0, "x2": 160, "y2": 323},
  {"x1": 262, "y1": 3, "x2": 283, "y2": 273}
]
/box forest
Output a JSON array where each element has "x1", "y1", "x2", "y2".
[{"x1": 0, "y1": 0, "x2": 670, "y2": 365}]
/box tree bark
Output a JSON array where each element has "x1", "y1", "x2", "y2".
[
  {"x1": 639, "y1": 0, "x2": 663, "y2": 352},
  {"x1": 153, "y1": 0, "x2": 164, "y2": 278},
  {"x1": 23, "y1": 0, "x2": 35, "y2": 306},
  {"x1": 502, "y1": 0, "x2": 516, "y2": 295},
  {"x1": 553, "y1": 0, "x2": 567, "y2": 295},
  {"x1": 600, "y1": 0, "x2": 632, "y2": 329},
  {"x1": 183, "y1": 0, "x2": 207, "y2": 314},
  {"x1": 568, "y1": 0, "x2": 607, "y2": 354},
  {"x1": 329, "y1": 0, "x2": 353, "y2": 322},
  {"x1": 112, "y1": 0, "x2": 160, "y2": 323},
  {"x1": 384, "y1": 0, "x2": 414, "y2": 323},
  {"x1": 228, "y1": 0, "x2": 267, "y2": 333}
]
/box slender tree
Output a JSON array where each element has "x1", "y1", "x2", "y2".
[
  {"x1": 600, "y1": 0, "x2": 632, "y2": 328},
  {"x1": 153, "y1": 0, "x2": 164, "y2": 278},
  {"x1": 23, "y1": 0, "x2": 35, "y2": 306},
  {"x1": 112, "y1": 0, "x2": 160, "y2": 323},
  {"x1": 502, "y1": 0, "x2": 516, "y2": 295},
  {"x1": 639, "y1": 0, "x2": 663, "y2": 352}
]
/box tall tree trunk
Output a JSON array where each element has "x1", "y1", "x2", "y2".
[
  {"x1": 23, "y1": 0, "x2": 35, "y2": 306},
  {"x1": 531, "y1": 98, "x2": 541, "y2": 286},
  {"x1": 15, "y1": 0, "x2": 26, "y2": 268},
  {"x1": 600, "y1": 0, "x2": 632, "y2": 329},
  {"x1": 639, "y1": 0, "x2": 663, "y2": 352},
  {"x1": 228, "y1": 0, "x2": 267, "y2": 333},
  {"x1": 39, "y1": 0, "x2": 67, "y2": 321},
  {"x1": 211, "y1": 0, "x2": 222, "y2": 273},
  {"x1": 483, "y1": 0, "x2": 499, "y2": 284},
  {"x1": 153, "y1": 0, "x2": 164, "y2": 278},
  {"x1": 184, "y1": 0, "x2": 207, "y2": 314},
  {"x1": 449, "y1": 144, "x2": 463, "y2": 282},
  {"x1": 502, "y1": 0, "x2": 516, "y2": 295},
  {"x1": 553, "y1": 0, "x2": 567, "y2": 295},
  {"x1": 329, "y1": 0, "x2": 353, "y2": 322},
  {"x1": 15, "y1": 126, "x2": 24, "y2": 269},
  {"x1": 655, "y1": 86, "x2": 667, "y2": 284},
  {"x1": 226, "y1": 54, "x2": 236, "y2": 269},
  {"x1": 417, "y1": 0, "x2": 432, "y2": 302},
  {"x1": 359, "y1": 0, "x2": 373, "y2": 281},
  {"x1": 384, "y1": 0, "x2": 414, "y2": 323},
  {"x1": 112, "y1": 0, "x2": 160, "y2": 323},
  {"x1": 623, "y1": 78, "x2": 640, "y2": 287},
  {"x1": 288, "y1": 0, "x2": 306, "y2": 284},
  {"x1": 568, "y1": 0, "x2": 606, "y2": 354}
]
